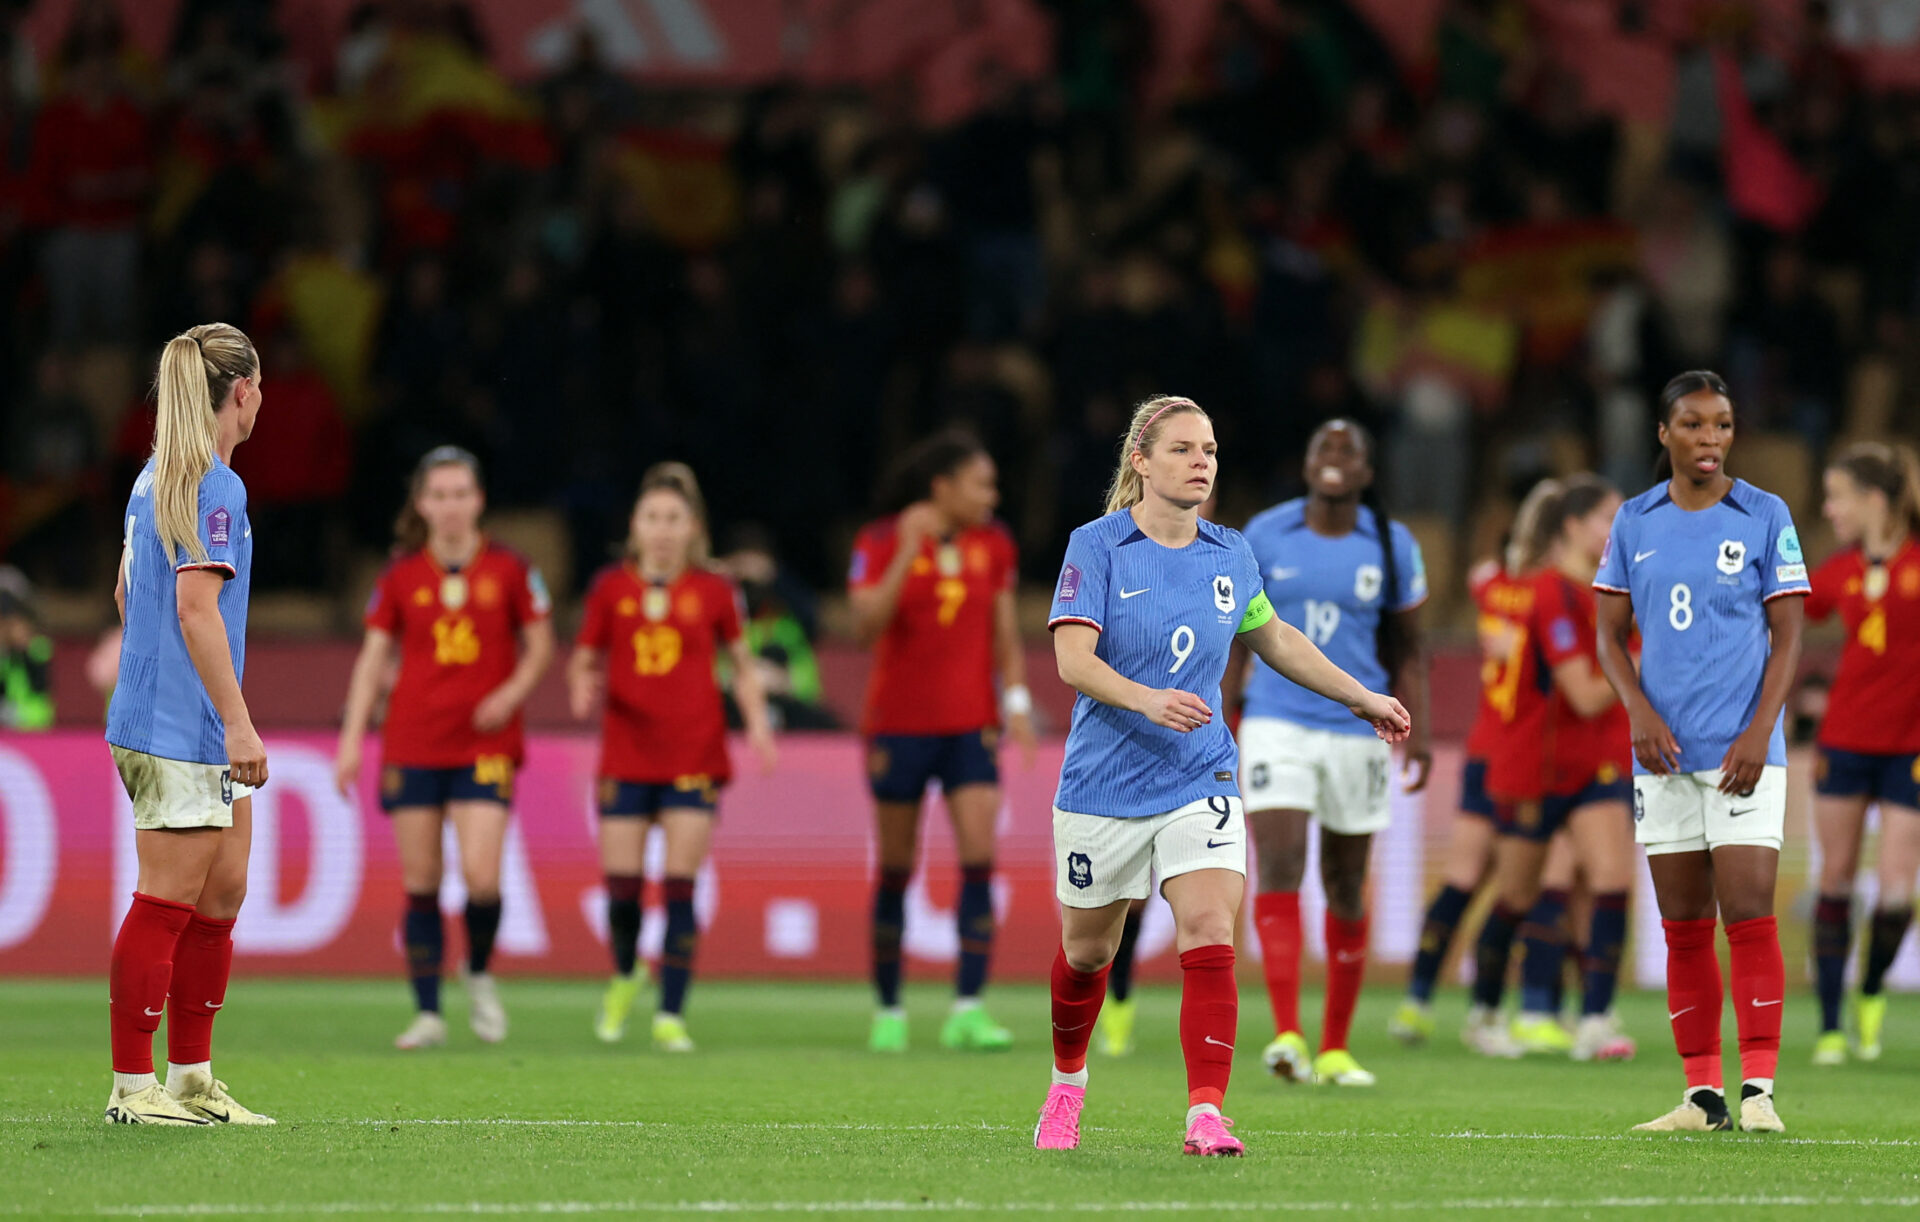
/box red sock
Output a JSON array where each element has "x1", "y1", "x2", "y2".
[
  {"x1": 1661, "y1": 918, "x2": 1724, "y2": 1090},
  {"x1": 109, "y1": 893, "x2": 196, "y2": 1074},
  {"x1": 1322, "y1": 912, "x2": 1369, "y2": 1054},
  {"x1": 167, "y1": 913, "x2": 236, "y2": 1065},
  {"x1": 1179, "y1": 944, "x2": 1238, "y2": 1108},
  {"x1": 1253, "y1": 891, "x2": 1301, "y2": 1035},
  {"x1": 1050, "y1": 948, "x2": 1108, "y2": 1074},
  {"x1": 1726, "y1": 915, "x2": 1783, "y2": 1084}
]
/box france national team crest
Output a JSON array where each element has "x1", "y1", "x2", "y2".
[
  {"x1": 1717, "y1": 539, "x2": 1746, "y2": 576},
  {"x1": 1067, "y1": 852, "x2": 1093, "y2": 890},
  {"x1": 207, "y1": 507, "x2": 230, "y2": 546},
  {"x1": 1355, "y1": 564, "x2": 1383, "y2": 602},
  {"x1": 1212, "y1": 575, "x2": 1235, "y2": 616}
]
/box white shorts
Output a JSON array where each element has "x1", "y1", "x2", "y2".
[
  {"x1": 111, "y1": 746, "x2": 251, "y2": 832},
  {"x1": 1633, "y1": 766, "x2": 1786, "y2": 855},
  {"x1": 1053, "y1": 796, "x2": 1246, "y2": 908},
  {"x1": 1238, "y1": 716, "x2": 1392, "y2": 835}
]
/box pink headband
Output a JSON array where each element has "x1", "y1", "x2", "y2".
[{"x1": 1134, "y1": 398, "x2": 1196, "y2": 451}]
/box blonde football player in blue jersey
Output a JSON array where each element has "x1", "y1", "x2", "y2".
[
  {"x1": 1032, "y1": 396, "x2": 1410, "y2": 1157},
  {"x1": 1593, "y1": 371, "x2": 1808, "y2": 1135},
  {"x1": 103, "y1": 324, "x2": 274, "y2": 1126}
]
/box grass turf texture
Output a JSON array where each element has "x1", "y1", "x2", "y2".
[{"x1": 3, "y1": 980, "x2": 1917, "y2": 1220}]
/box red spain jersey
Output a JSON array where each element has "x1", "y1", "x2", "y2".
[
  {"x1": 1476, "y1": 569, "x2": 1556, "y2": 802},
  {"x1": 1807, "y1": 540, "x2": 1920, "y2": 754},
  {"x1": 577, "y1": 564, "x2": 743, "y2": 784},
  {"x1": 849, "y1": 517, "x2": 1015, "y2": 736},
  {"x1": 366, "y1": 542, "x2": 550, "y2": 768},
  {"x1": 1463, "y1": 566, "x2": 1501, "y2": 761},
  {"x1": 1531, "y1": 569, "x2": 1631, "y2": 793}
]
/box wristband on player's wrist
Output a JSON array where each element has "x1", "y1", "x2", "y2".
[{"x1": 1002, "y1": 684, "x2": 1033, "y2": 718}]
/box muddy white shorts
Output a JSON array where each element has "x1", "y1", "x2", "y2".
[
  {"x1": 111, "y1": 746, "x2": 251, "y2": 831},
  {"x1": 1633, "y1": 766, "x2": 1786, "y2": 855},
  {"x1": 1238, "y1": 716, "x2": 1392, "y2": 835},
  {"x1": 1053, "y1": 795, "x2": 1246, "y2": 908}
]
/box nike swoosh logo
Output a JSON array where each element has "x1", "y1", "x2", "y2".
[
  {"x1": 1269, "y1": 567, "x2": 1300, "y2": 581},
  {"x1": 1206, "y1": 839, "x2": 1236, "y2": 849},
  {"x1": 1752, "y1": 999, "x2": 1783, "y2": 1008},
  {"x1": 1052, "y1": 1022, "x2": 1090, "y2": 1033},
  {"x1": 1668, "y1": 1006, "x2": 1695, "y2": 1020},
  {"x1": 1120, "y1": 588, "x2": 1150, "y2": 599},
  {"x1": 1334, "y1": 951, "x2": 1366, "y2": 964},
  {"x1": 1729, "y1": 808, "x2": 1754, "y2": 818},
  {"x1": 144, "y1": 1006, "x2": 164, "y2": 1017},
  {"x1": 207, "y1": 1002, "x2": 224, "y2": 1010},
  {"x1": 1203, "y1": 1035, "x2": 1234, "y2": 1049},
  {"x1": 195, "y1": 1107, "x2": 231, "y2": 1122},
  {"x1": 1635, "y1": 549, "x2": 1657, "y2": 563}
]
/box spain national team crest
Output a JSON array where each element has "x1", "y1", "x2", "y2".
[
  {"x1": 1212, "y1": 575, "x2": 1236, "y2": 614},
  {"x1": 1067, "y1": 852, "x2": 1093, "y2": 890},
  {"x1": 1717, "y1": 539, "x2": 1747, "y2": 575}
]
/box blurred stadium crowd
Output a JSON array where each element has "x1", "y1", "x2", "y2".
[{"x1": 1, "y1": 0, "x2": 1915, "y2": 637}]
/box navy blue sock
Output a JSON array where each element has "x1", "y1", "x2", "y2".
[
  {"x1": 658, "y1": 877, "x2": 697, "y2": 1016},
  {"x1": 1519, "y1": 889, "x2": 1569, "y2": 1014},
  {"x1": 1582, "y1": 892, "x2": 1628, "y2": 1016},
  {"x1": 955, "y1": 865, "x2": 995, "y2": 999},
  {"x1": 403, "y1": 893, "x2": 443, "y2": 1014},
  {"x1": 1472, "y1": 903, "x2": 1523, "y2": 1010},
  {"x1": 605, "y1": 875, "x2": 643, "y2": 978},
  {"x1": 1864, "y1": 905, "x2": 1914, "y2": 997},
  {"x1": 1813, "y1": 894, "x2": 1851, "y2": 1031},
  {"x1": 872, "y1": 868, "x2": 910, "y2": 1009},
  {"x1": 1410, "y1": 884, "x2": 1472, "y2": 1003},
  {"x1": 1109, "y1": 908, "x2": 1144, "y2": 1002},
  {"x1": 464, "y1": 897, "x2": 502, "y2": 976}
]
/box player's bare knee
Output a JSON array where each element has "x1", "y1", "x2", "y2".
[
  {"x1": 1062, "y1": 934, "x2": 1118, "y2": 974},
  {"x1": 1256, "y1": 845, "x2": 1305, "y2": 894},
  {"x1": 197, "y1": 879, "x2": 246, "y2": 921}
]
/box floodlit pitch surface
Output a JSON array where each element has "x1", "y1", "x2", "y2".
[{"x1": 3, "y1": 980, "x2": 1915, "y2": 1219}]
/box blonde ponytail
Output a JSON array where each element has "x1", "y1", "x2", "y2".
[
  {"x1": 1104, "y1": 395, "x2": 1208, "y2": 514},
  {"x1": 151, "y1": 323, "x2": 257, "y2": 565},
  {"x1": 1506, "y1": 477, "x2": 1565, "y2": 576}
]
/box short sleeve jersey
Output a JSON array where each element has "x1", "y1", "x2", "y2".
[
  {"x1": 1530, "y1": 568, "x2": 1632, "y2": 792},
  {"x1": 106, "y1": 458, "x2": 252, "y2": 765},
  {"x1": 364, "y1": 541, "x2": 550, "y2": 768},
  {"x1": 1462, "y1": 564, "x2": 1503, "y2": 762},
  {"x1": 1806, "y1": 540, "x2": 1920, "y2": 755},
  {"x1": 1592, "y1": 479, "x2": 1810, "y2": 774},
  {"x1": 1240, "y1": 500, "x2": 1427, "y2": 734},
  {"x1": 1474, "y1": 568, "x2": 1557, "y2": 801},
  {"x1": 849, "y1": 518, "x2": 1016, "y2": 737},
  {"x1": 577, "y1": 564, "x2": 744, "y2": 784},
  {"x1": 1047, "y1": 510, "x2": 1275, "y2": 818}
]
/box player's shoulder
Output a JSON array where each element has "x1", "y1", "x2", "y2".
[
  {"x1": 688, "y1": 565, "x2": 740, "y2": 597},
  {"x1": 854, "y1": 516, "x2": 899, "y2": 549},
  {"x1": 1242, "y1": 498, "x2": 1306, "y2": 539},
  {"x1": 1812, "y1": 544, "x2": 1860, "y2": 579},
  {"x1": 1617, "y1": 482, "x2": 1670, "y2": 519},
  {"x1": 585, "y1": 561, "x2": 632, "y2": 596},
  {"x1": 1067, "y1": 508, "x2": 1139, "y2": 549},
  {"x1": 201, "y1": 458, "x2": 246, "y2": 501},
  {"x1": 1197, "y1": 518, "x2": 1253, "y2": 559},
  {"x1": 379, "y1": 547, "x2": 429, "y2": 583},
  {"x1": 479, "y1": 539, "x2": 533, "y2": 575},
  {"x1": 1728, "y1": 478, "x2": 1793, "y2": 520}
]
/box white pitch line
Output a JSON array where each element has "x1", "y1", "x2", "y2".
[{"x1": 52, "y1": 1196, "x2": 1920, "y2": 1216}]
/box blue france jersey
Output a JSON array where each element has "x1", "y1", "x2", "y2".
[
  {"x1": 106, "y1": 458, "x2": 253, "y2": 765},
  {"x1": 1048, "y1": 510, "x2": 1272, "y2": 818},
  {"x1": 1240, "y1": 500, "x2": 1426, "y2": 734},
  {"x1": 1592, "y1": 479, "x2": 1809, "y2": 774}
]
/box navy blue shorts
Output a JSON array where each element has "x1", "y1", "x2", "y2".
[
  {"x1": 1458, "y1": 758, "x2": 1496, "y2": 820},
  {"x1": 1815, "y1": 746, "x2": 1920, "y2": 809},
  {"x1": 1499, "y1": 765, "x2": 1632, "y2": 843},
  {"x1": 380, "y1": 758, "x2": 515, "y2": 812},
  {"x1": 598, "y1": 776, "x2": 721, "y2": 818},
  {"x1": 866, "y1": 730, "x2": 1000, "y2": 803}
]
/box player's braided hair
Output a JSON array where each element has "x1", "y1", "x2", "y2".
[
  {"x1": 1653, "y1": 369, "x2": 1732, "y2": 481},
  {"x1": 1829, "y1": 441, "x2": 1920, "y2": 540},
  {"x1": 1341, "y1": 420, "x2": 1408, "y2": 681}
]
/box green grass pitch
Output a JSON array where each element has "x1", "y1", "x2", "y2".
[{"x1": 3, "y1": 978, "x2": 1917, "y2": 1219}]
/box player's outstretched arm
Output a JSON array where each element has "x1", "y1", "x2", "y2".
[
  {"x1": 178, "y1": 567, "x2": 267, "y2": 788},
  {"x1": 1238, "y1": 615, "x2": 1409, "y2": 742},
  {"x1": 1053, "y1": 622, "x2": 1213, "y2": 732},
  {"x1": 334, "y1": 628, "x2": 393, "y2": 796},
  {"x1": 1594, "y1": 590, "x2": 1678, "y2": 774}
]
